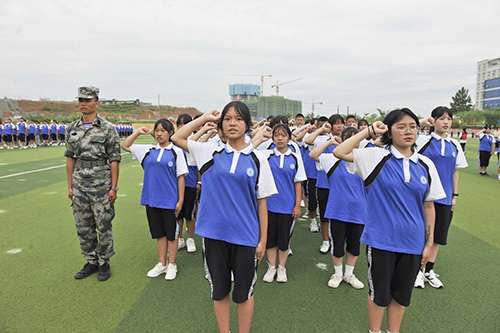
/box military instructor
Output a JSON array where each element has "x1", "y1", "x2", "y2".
[{"x1": 65, "y1": 86, "x2": 121, "y2": 281}]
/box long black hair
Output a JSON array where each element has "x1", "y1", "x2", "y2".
[
  {"x1": 217, "y1": 101, "x2": 253, "y2": 133},
  {"x1": 154, "y1": 118, "x2": 175, "y2": 134}
]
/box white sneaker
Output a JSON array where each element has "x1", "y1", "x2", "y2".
[
  {"x1": 263, "y1": 264, "x2": 276, "y2": 283},
  {"x1": 300, "y1": 200, "x2": 305, "y2": 207},
  {"x1": 414, "y1": 270, "x2": 425, "y2": 289},
  {"x1": 178, "y1": 238, "x2": 185, "y2": 250},
  {"x1": 328, "y1": 273, "x2": 343, "y2": 288},
  {"x1": 319, "y1": 241, "x2": 330, "y2": 254},
  {"x1": 424, "y1": 270, "x2": 443, "y2": 289},
  {"x1": 309, "y1": 220, "x2": 319, "y2": 233},
  {"x1": 277, "y1": 265, "x2": 287, "y2": 283},
  {"x1": 147, "y1": 262, "x2": 168, "y2": 277},
  {"x1": 288, "y1": 248, "x2": 293, "y2": 256},
  {"x1": 302, "y1": 211, "x2": 310, "y2": 219},
  {"x1": 165, "y1": 263, "x2": 178, "y2": 280},
  {"x1": 344, "y1": 274, "x2": 364, "y2": 289},
  {"x1": 186, "y1": 238, "x2": 196, "y2": 253}
]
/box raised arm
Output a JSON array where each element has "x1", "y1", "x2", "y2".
[
  {"x1": 294, "y1": 124, "x2": 313, "y2": 143},
  {"x1": 189, "y1": 122, "x2": 217, "y2": 142},
  {"x1": 171, "y1": 110, "x2": 221, "y2": 152},
  {"x1": 304, "y1": 123, "x2": 330, "y2": 146},
  {"x1": 334, "y1": 121, "x2": 387, "y2": 162},
  {"x1": 309, "y1": 137, "x2": 340, "y2": 162},
  {"x1": 121, "y1": 127, "x2": 150, "y2": 152}
]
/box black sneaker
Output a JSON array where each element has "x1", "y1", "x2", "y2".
[
  {"x1": 98, "y1": 263, "x2": 111, "y2": 281},
  {"x1": 485, "y1": 172, "x2": 490, "y2": 177},
  {"x1": 75, "y1": 263, "x2": 99, "y2": 279}
]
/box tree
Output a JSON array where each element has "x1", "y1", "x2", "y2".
[{"x1": 450, "y1": 87, "x2": 473, "y2": 113}]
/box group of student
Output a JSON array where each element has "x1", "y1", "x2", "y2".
[
  {"x1": 0, "y1": 118, "x2": 67, "y2": 149},
  {"x1": 115, "y1": 123, "x2": 134, "y2": 139},
  {"x1": 118, "y1": 100, "x2": 468, "y2": 333}
]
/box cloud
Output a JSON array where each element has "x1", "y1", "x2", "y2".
[{"x1": 1, "y1": 0, "x2": 500, "y2": 116}]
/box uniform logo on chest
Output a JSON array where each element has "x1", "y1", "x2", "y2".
[
  {"x1": 420, "y1": 176, "x2": 427, "y2": 185},
  {"x1": 290, "y1": 164, "x2": 295, "y2": 170},
  {"x1": 246, "y1": 168, "x2": 255, "y2": 177},
  {"x1": 452, "y1": 152, "x2": 456, "y2": 158},
  {"x1": 168, "y1": 161, "x2": 174, "y2": 167}
]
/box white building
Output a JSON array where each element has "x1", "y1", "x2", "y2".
[{"x1": 476, "y1": 57, "x2": 500, "y2": 110}]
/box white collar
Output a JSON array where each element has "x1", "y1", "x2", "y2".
[
  {"x1": 390, "y1": 145, "x2": 418, "y2": 164},
  {"x1": 225, "y1": 142, "x2": 254, "y2": 155},
  {"x1": 273, "y1": 147, "x2": 292, "y2": 156},
  {"x1": 155, "y1": 143, "x2": 173, "y2": 150},
  {"x1": 431, "y1": 132, "x2": 451, "y2": 142}
]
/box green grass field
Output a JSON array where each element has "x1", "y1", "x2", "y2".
[{"x1": 1, "y1": 138, "x2": 499, "y2": 332}]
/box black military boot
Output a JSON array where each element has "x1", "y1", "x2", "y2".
[
  {"x1": 98, "y1": 263, "x2": 111, "y2": 281},
  {"x1": 75, "y1": 262, "x2": 99, "y2": 279}
]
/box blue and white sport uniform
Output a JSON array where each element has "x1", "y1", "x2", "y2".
[
  {"x1": 187, "y1": 140, "x2": 277, "y2": 247},
  {"x1": 317, "y1": 154, "x2": 366, "y2": 224},
  {"x1": 306, "y1": 134, "x2": 333, "y2": 190},
  {"x1": 257, "y1": 138, "x2": 303, "y2": 160},
  {"x1": 130, "y1": 143, "x2": 188, "y2": 209},
  {"x1": 261, "y1": 148, "x2": 306, "y2": 214},
  {"x1": 416, "y1": 133, "x2": 468, "y2": 206},
  {"x1": 478, "y1": 133, "x2": 495, "y2": 152},
  {"x1": 299, "y1": 133, "x2": 317, "y2": 180},
  {"x1": 347, "y1": 146, "x2": 445, "y2": 255}
]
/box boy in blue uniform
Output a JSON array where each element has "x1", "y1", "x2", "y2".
[{"x1": 476, "y1": 125, "x2": 495, "y2": 176}]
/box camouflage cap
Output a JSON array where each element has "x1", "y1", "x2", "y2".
[{"x1": 76, "y1": 86, "x2": 100, "y2": 99}]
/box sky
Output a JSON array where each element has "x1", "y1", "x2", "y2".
[{"x1": 1, "y1": 0, "x2": 500, "y2": 118}]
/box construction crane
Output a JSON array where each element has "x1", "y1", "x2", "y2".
[
  {"x1": 271, "y1": 77, "x2": 303, "y2": 97},
  {"x1": 302, "y1": 98, "x2": 323, "y2": 117},
  {"x1": 227, "y1": 72, "x2": 272, "y2": 96}
]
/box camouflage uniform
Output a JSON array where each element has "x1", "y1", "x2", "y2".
[{"x1": 65, "y1": 108, "x2": 121, "y2": 265}]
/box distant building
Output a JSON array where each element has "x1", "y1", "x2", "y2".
[
  {"x1": 244, "y1": 96, "x2": 302, "y2": 119},
  {"x1": 229, "y1": 84, "x2": 260, "y2": 102},
  {"x1": 476, "y1": 57, "x2": 500, "y2": 110},
  {"x1": 100, "y1": 99, "x2": 151, "y2": 106}
]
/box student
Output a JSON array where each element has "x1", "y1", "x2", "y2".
[
  {"x1": 294, "y1": 120, "x2": 317, "y2": 224},
  {"x1": 261, "y1": 124, "x2": 306, "y2": 283},
  {"x1": 304, "y1": 117, "x2": 333, "y2": 251},
  {"x1": 475, "y1": 125, "x2": 495, "y2": 176},
  {"x1": 175, "y1": 113, "x2": 199, "y2": 253},
  {"x1": 333, "y1": 108, "x2": 445, "y2": 333},
  {"x1": 305, "y1": 115, "x2": 344, "y2": 253},
  {"x1": 3, "y1": 119, "x2": 14, "y2": 149},
  {"x1": 18, "y1": 118, "x2": 27, "y2": 149},
  {"x1": 121, "y1": 119, "x2": 188, "y2": 280},
  {"x1": 50, "y1": 121, "x2": 59, "y2": 146},
  {"x1": 310, "y1": 127, "x2": 366, "y2": 290},
  {"x1": 459, "y1": 128, "x2": 467, "y2": 153},
  {"x1": 41, "y1": 121, "x2": 50, "y2": 146},
  {"x1": 414, "y1": 107, "x2": 467, "y2": 289},
  {"x1": 357, "y1": 119, "x2": 368, "y2": 131},
  {"x1": 345, "y1": 115, "x2": 357, "y2": 127},
  {"x1": 171, "y1": 102, "x2": 277, "y2": 333}
]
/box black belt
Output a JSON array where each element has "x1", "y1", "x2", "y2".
[{"x1": 75, "y1": 160, "x2": 108, "y2": 168}]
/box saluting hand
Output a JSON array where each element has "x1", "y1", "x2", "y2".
[
  {"x1": 203, "y1": 109, "x2": 221, "y2": 123},
  {"x1": 371, "y1": 121, "x2": 388, "y2": 135}
]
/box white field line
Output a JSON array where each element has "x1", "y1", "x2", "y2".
[{"x1": 0, "y1": 152, "x2": 130, "y2": 180}]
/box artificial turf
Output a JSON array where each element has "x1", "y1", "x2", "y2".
[{"x1": 0, "y1": 138, "x2": 499, "y2": 332}]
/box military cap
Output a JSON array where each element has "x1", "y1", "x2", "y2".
[{"x1": 76, "y1": 86, "x2": 100, "y2": 99}]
